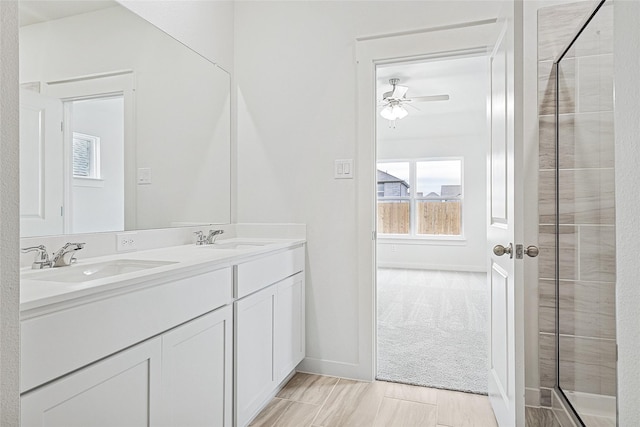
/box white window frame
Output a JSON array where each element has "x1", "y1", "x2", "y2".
[
  {"x1": 377, "y1": 157, "x2": 465, "y2": 241},
  {"x1": 72, "y1": 132, "x2": 101, "y2": 180}
]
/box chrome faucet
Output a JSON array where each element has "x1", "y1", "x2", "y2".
[
  {"x1": 206, "y1": 229, "x2": 224, "y2": 244},
  {"x1": 51, "y1": 242, "x2": 85, "y2": 267},
  {"x1": 21, "y1": 245, "x2": 52, "y2": 269}
]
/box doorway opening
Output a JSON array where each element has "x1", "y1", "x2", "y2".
[
  {"x1": 375, "y1": 55, "x2": 491, "y2": 394},
  {"x1": 63, "y1": 95, "x2": 125, "y2": 234}
]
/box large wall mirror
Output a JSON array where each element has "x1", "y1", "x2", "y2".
[{"x1": 19, "y1": 1, "x2": 231, "y2": 238}]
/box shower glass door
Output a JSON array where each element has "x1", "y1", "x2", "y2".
[{"x1": 555, "y1": 1, "x2": 616, "y2": 425}]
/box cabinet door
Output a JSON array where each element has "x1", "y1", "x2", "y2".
[
  {"x1": 161, "y1": 305, "x2": 232, "y2": 427},
  {"x1": 21, "y1": 337, "x2": 161, "y2": 427},
  {"x1": 275, "y1": 272, "x2": 305, "y2": 383},
  {"x1": 235, "y1": 285, "x2": 277, "y2": 427}
]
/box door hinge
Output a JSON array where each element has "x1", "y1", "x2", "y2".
[
  {"x1": 60, "y1": 206, "x2": 64, "y2": 216},
  {"x1": 60, "y1": 121, "x2": 64, "y2": 132},
  {"x1": 372, "y1": 231, "x2": 377, "y2": 241}
]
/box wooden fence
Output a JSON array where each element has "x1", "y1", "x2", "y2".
[{"x1": 377, "y1": 201, "x2": 461, "y2": 235}]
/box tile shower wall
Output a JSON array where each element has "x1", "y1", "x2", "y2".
[{"x1": 537, "y1": 0, "x2": 616, "y2": 412}]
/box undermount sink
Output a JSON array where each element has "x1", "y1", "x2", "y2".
[
  {"x1": 23, "y1": 259, "x2": 177, "y2": 283},
  {"x1": 206, "y1": 242, "x2": 271, "y2": 250}
]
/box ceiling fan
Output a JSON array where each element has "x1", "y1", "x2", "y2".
[{"x1": 379, "y1": 78, "x2": 450, "y2": 123}]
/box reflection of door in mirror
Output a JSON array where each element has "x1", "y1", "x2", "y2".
[
  {"x1": 66, "y1": 96, "x2": 124, "y2": 234},
  {"x1": 20, "y1": 90, "x2": 64, "y2": 237}
]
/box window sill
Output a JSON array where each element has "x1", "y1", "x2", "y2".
[
  {"x1": 378, "y1": 236, "x2": 467, "y2": 246},
  {"x1": 73, "y1": 177, "x2": 104, "y2": 188}
]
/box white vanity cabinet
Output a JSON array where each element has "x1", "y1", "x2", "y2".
[
  {"x1": 21, "y1": 266, "x2": 234, "y2": 427},
  {"x1": 21, "y1": 336, "x2": 163, "y2": 427},
  {"x1": 161, "y1": 305, "x2": 233, "y2": 427},
  {"x1": 235, "y1": 246, "x2": 305, "y2": 427}
]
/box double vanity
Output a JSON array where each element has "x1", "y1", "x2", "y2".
[{"x1": 19, "y1": 238, "x2": 306, "y2": 427}]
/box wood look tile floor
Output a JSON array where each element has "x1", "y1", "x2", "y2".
[{"x1": 249, "y1": 373, "x2": 498, "y2": 427}]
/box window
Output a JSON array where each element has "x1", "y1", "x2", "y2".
[
  {"x1": 377, "y1": 158, "x2": 463, "y2": 237},
  {"x1": 72, "y1": 132, "x2": 101, "y2": 179}
]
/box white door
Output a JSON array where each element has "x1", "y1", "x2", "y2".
[
  {"x1": 486, "y1": 10, "x2": 524, "y2": 427},
  {"x1": 19, "y1": 90, "x2": 64, "y2": 237}
]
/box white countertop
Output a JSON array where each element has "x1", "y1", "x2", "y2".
[{"x1": 20, "y1": 238, "x2": 305, "y2": 314}]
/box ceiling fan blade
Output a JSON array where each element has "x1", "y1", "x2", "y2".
[
  {"x1": 391, "y1": 85, "x2": 409, "y2": 99},
  {"x1": 405, "y1": 103, "x2": 421, "y2": 111},
  {"x1": 412, "y1": 94, "x2": 450, "y2": 102}
]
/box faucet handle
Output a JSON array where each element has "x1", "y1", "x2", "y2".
[
  {"x1": 21, "y1": 245, "x2": 48, "y2": 258},
  {"x1": 194, "y1": 231, "x2": 207, "y2": 246},
  {"x1": 21, "y1": 245, "x2": 51, "y2": 269}
]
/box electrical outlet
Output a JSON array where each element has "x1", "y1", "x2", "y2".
[{"x1": 116, "y1": 232, "x2": 138, "y2": 252}]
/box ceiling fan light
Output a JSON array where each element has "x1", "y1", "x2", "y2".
[
  {"x1": 380, "y1": 105, "x2": 395, "y2": 120},
  {"x1": 393, "y1": 104, "x2": 408, "y2": 119}
]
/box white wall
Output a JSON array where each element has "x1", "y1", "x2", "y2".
[
  {"x1": 119, "y1": 0, "x2": 234, "y2": 73},
  {"x1": 235, "y1": 1, "x2": 503, "y2": 378},
  {"x1": 0, "y1": 1, "x2": 20, "y2": 424},
  {"x1": 70, "y1": 97, "x2": 125, "y2": 234},
  {"x1": 614, "y1": 1, "x2": 640, "y2": 424}
]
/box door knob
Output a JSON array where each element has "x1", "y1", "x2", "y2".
[
  {"x1": 524, "y1": 245, "x2": 539, "y2": 257},
  {"x1": 493, "y1": 243, "x2": 513, "y2": 258}
]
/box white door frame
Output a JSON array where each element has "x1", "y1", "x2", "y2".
[
  {"x1": 44, "y1": 71, "x2": 136, "y2": 232},
  {"x1": 356, "y1": 20, "x2": 506, "y2": 382}
]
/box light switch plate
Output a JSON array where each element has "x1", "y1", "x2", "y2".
[
  {"x1": 137, "y1": 168, "x2": 152, "y2": 185},
  {"x1": 334, "y1": 159, "x2": 354, "y2": 179}
]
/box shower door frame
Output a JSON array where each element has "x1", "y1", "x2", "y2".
[{"x1": 552, "y1": 1, "x2": 615, "y2": 425}]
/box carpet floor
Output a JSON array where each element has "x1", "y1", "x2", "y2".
[{"x1": 376, "y1": 268, "x2": 489, "y2": 394}]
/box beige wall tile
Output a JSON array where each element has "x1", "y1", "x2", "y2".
[
  {"x1": 539, "y1": 332, "x2": 556, "y2": 389},
  {"x1": 579, "y1": 225, "x2": 616, "y2": 282},
  {"x1": 539, "y1": 225, "x2": 579, "y2": 281},
  {"x1": 560, "y1": 169, "x2": 616, "y2": 225},
  {"x1": 373, "y1": 398, "x2": 437, "y2": 427},
  {"x1": 538, "y1": 1, "x2": 595, "y2": 61},
  {"x1": 276, "y1": 373, "x2": 339, "y2": 405},
  {"x1": 557, "y1": 280, "x2": 616, "y2": 339},
  {"x1": 539, "y1": 115, "x2": 556, "y2": 170},
  {"x1": 538, "y1": 61, "x2": 556, "y2": 116},
  {"x1": 538, "y1": 170, "x2": 556, "y2": 225},
  {"x1": 540, "y1": 169, "x2": 615, "y2": 226},
  {"x1": 577, "y1": 54, "x2": 614, "y2": 113},
  {"x1": 541, "y1": 113, "x2": 615, "y2": 170},
  {"x1": 569, "y1": 2, "x2": 613, "y2": 59},
  {"x1": 539, "y1": 59, "x2": 577, "y2": 116},
  {"x1": 540, "y1": 388, "x2": 553, "y2": 408},
  {"x1": 558, "y1": 335, "x2": 617, "y2": 396},
  {"x1": 539, "y1": 279, "x2": 556, "y2": 335}
]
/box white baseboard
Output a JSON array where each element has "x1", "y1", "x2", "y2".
[
  {"x1": 377, "y1": 262, "x2": 486, "y2": 273},
  {"x1": 297, "y1": 357, "x2": 371, "y2": 382},
  {"x1": 525, "y1": 387, "x2": 541, "y2": 407}
]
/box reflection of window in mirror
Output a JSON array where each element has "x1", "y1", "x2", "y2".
[{"x1": 72, "y1": 133, "x2": 101, "y2": 179}]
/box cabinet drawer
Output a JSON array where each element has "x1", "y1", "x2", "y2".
[
  {"x1": 235, "y1": 246, "x2": 304, "y2": 299},
  {"x1": 21, "y1": 267, "x2": 232, "y2": 393}
]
